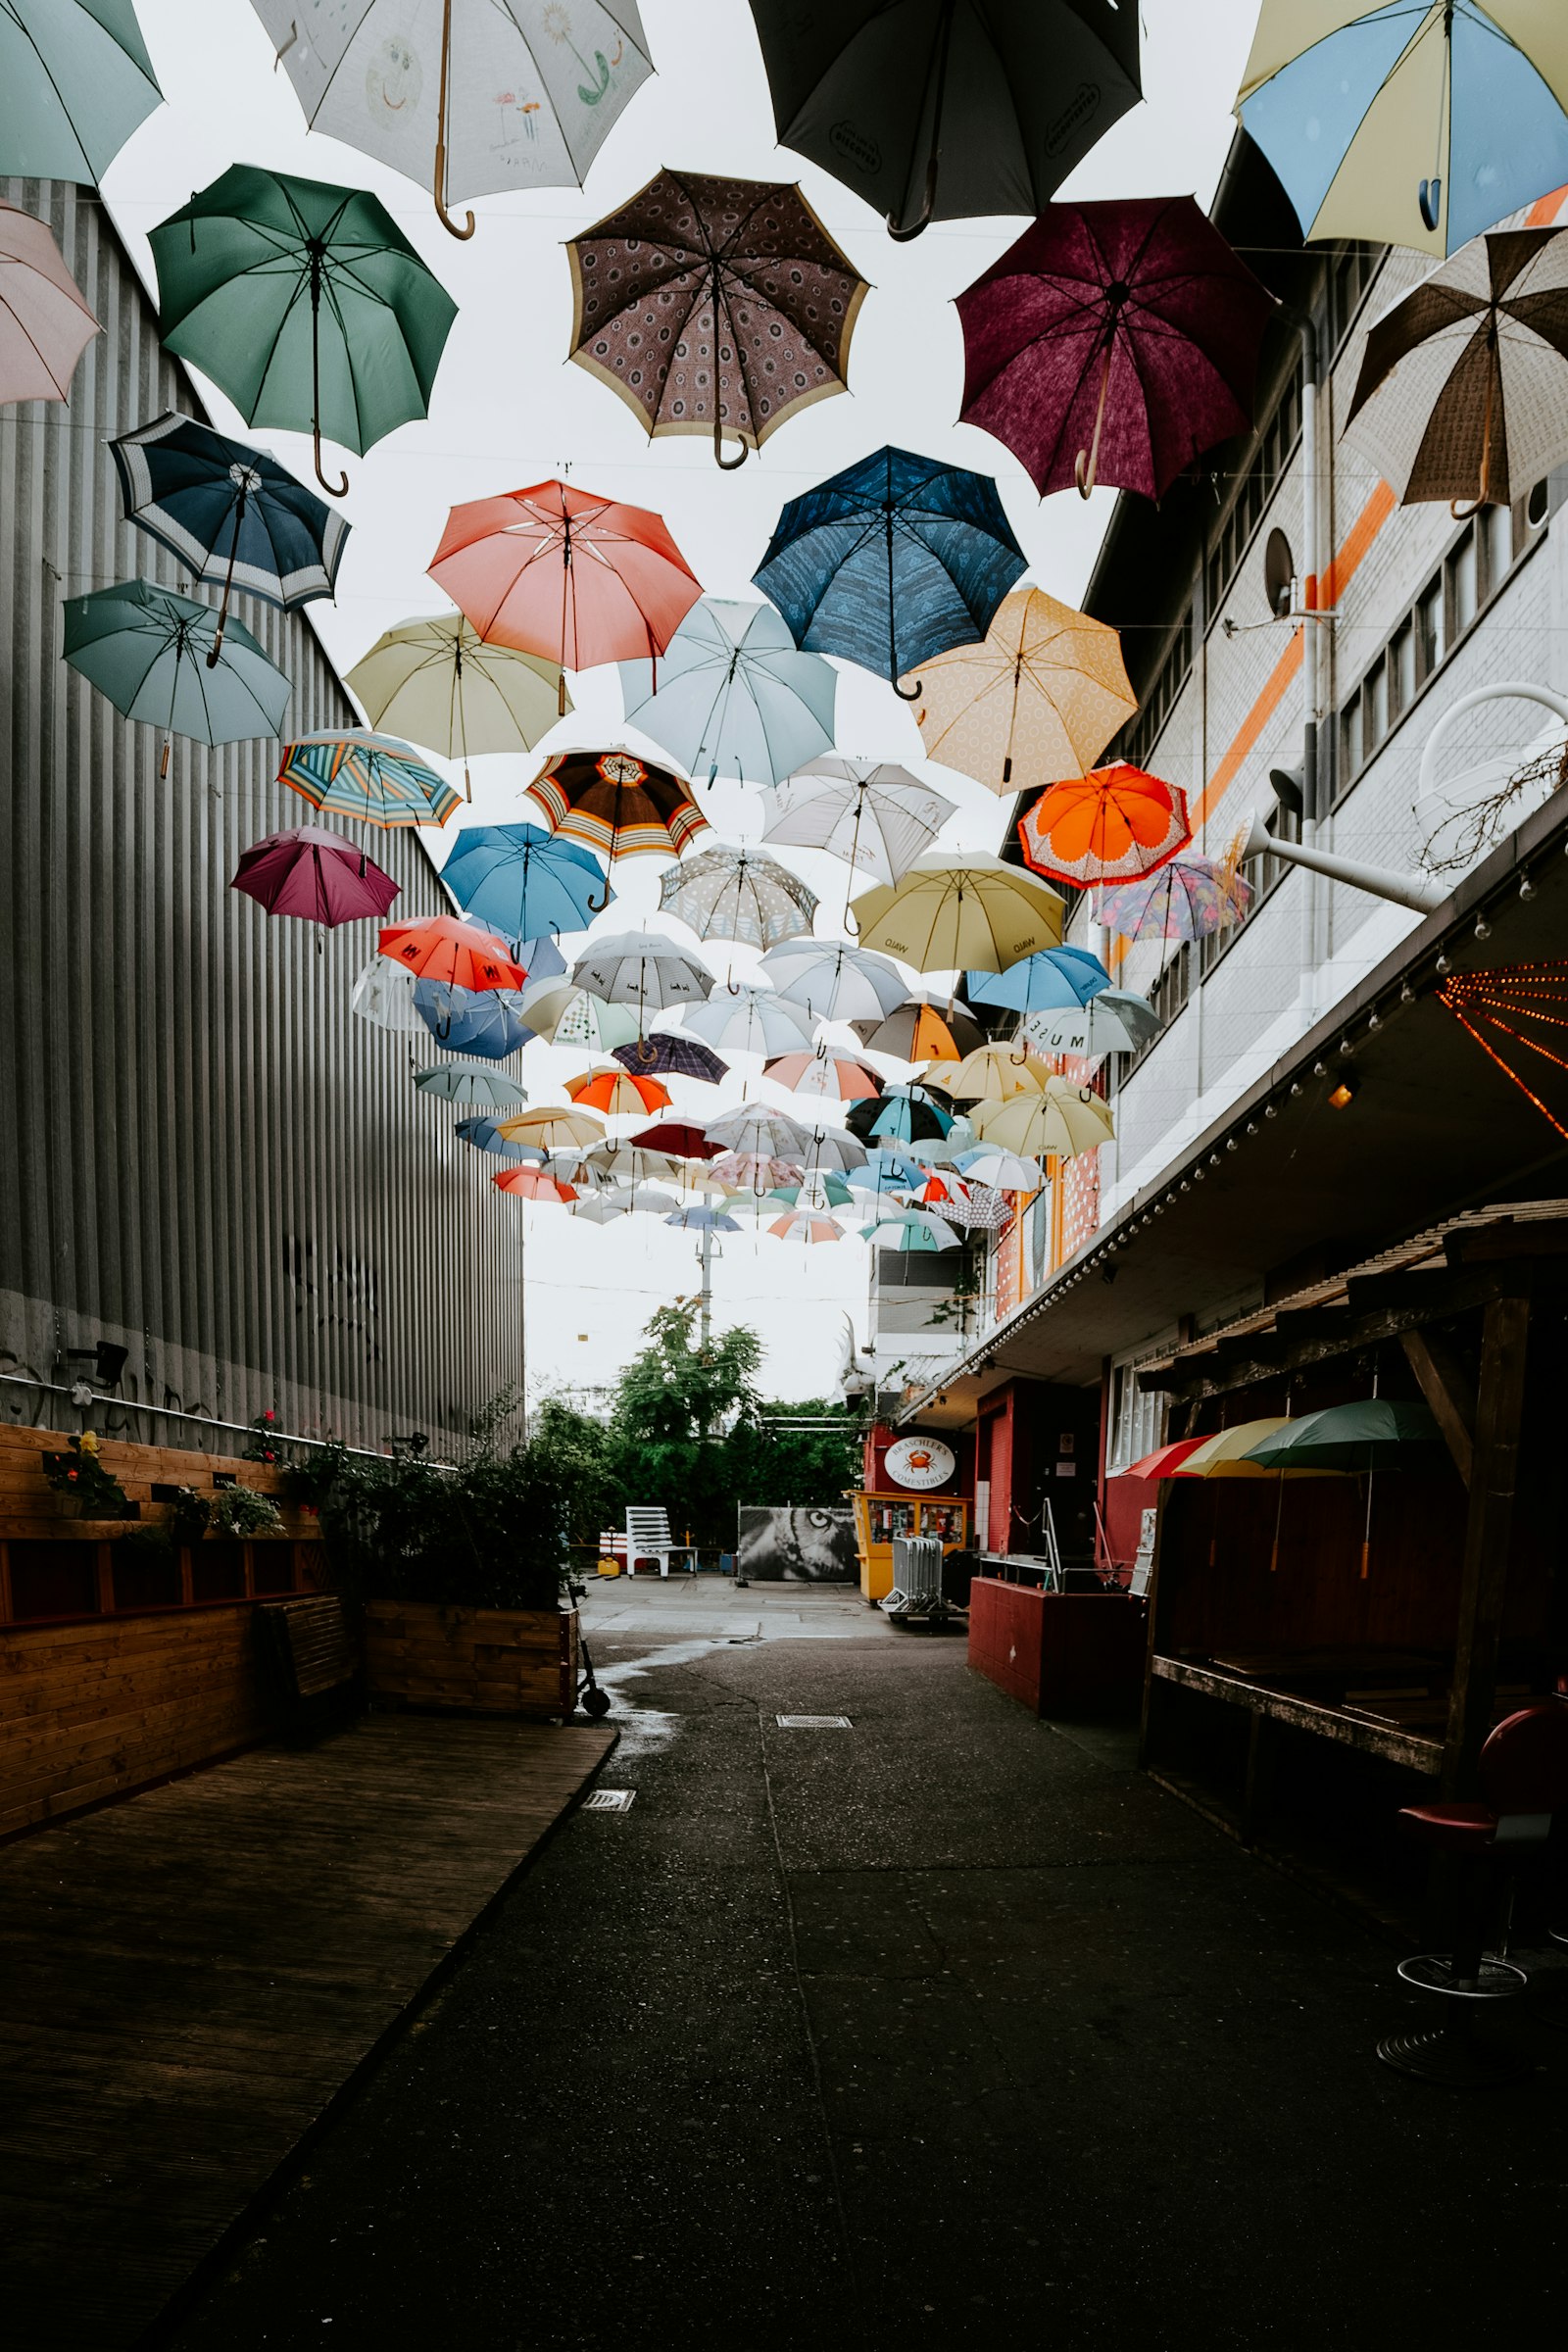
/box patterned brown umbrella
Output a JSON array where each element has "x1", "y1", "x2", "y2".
[
  {"x1": 524, "y1": 748, "x2": 710, "y2": 863},
  {"x1": 565, "y1": 169, "x2": 869, "y2": 469}
]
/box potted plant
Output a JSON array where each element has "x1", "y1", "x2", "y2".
[
  {"x1": 209, "y1": 1485, "x2": 286, "y2": 1540},
  {"x1": 41, "y1": 1432, "x2": 136, "y2": 1519}
]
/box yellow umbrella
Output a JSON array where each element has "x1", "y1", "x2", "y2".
[
  {"x1": 970, "y1": 1080, "x2": 1113, "y2": 1159},
  {"x1": 943, "y1": 1042, "x2": 1055, "y2": 1101},
  {"x1": 494, "y1": 1106, "x2": 605, "y2": 1150},
  {"x1": 851, "y1": 851, "x2": 1063, "y2": 974},
  {"x1": 1180, "y1": 1418, "x2": 1295, "y2": 1480},
  {"x1": 908, "y1": 586, "x2": 1136, "y2": 794},
  {"x1": 345, "y1": 615, "x2": 567, "y2": 794}
]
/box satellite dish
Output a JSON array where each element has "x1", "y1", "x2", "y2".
[{"x1": 1263, "y1": 528, "x2": 1296, "y2": 619}]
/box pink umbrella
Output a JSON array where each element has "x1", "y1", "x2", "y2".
[
  {"x1": 0, "y1": 202, "x2": 100, "y2": 404},
  {"x1": 230, "y1": 824, "x2": 400, "y2": 927}
]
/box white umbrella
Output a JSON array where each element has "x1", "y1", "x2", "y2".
[
  {"x1": 516, "y1": 982, "x2": 642, "y2": 1051},
  {"x1": 954, "y1": 1147, "x2": 1046, "y2": 1192},
  {"x1": 1023, "y1": 989, "x2": 1161, "y2": 1057},
  {"x1": 760, "y1": 757, "x2": 956, "y2": 884},
  {"x1": 658, "y1": 845, "x2": 817, "y2": 951},
  {"x1": 569, "y1": 931, "x2": 713, "y2": 1013},
  {"x1": 351, "y1": 955, "x2": 421, "y2": 1032},
  {"x1": 620, "y1": 597, "x2": 836, "y2": 786},
  {"x1": 801, "y1": 1127, "x2": 869, "y2": 1176},
  {"x1": 706, "y1": 1104, "x2": 813, "y2": 1159},
  {"x1": 678, "y1": 987, "x2": 815, "y2": 1055},
  {"x1": 759, "y1": 940, "x2": 908, "y2": 1025}
]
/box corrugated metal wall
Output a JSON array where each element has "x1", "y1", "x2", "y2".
[{"x1": 0, "y1": 176, "x2": 524, "y2": 1452}]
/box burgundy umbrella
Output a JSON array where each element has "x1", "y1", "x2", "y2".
[
  {"x1": 230, "y1": 824, "x2": 400, "y2": 928},
  {"x1": 630, "y1": 1121, "x2": 720, "y2": 1160},
  {"x1": 956, "y1": 197, "x2": 1274, "y2": 501},
  {"x1": 612, "y1": 1035, "x2": 729, "y2": 1086}
]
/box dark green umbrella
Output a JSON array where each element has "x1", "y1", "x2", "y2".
[
  {"x1": 1241, "y1": 1400, "x2": 1443, "y2": 1472},
  {"x1": 63, "y1": 577, "x2": 291, "y2": 775},
  {"x1": 148, "y1": 165, "x2": 458, "y2": 497}
]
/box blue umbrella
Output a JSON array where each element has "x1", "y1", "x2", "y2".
[
  {"x1": 664, "y1": 1205, "x2": 743, "y2": 1233},
  {"x1": 110, "y1": 411, "x2": 350, "y2": 662},
  {"x1": 966, "y1": 945, "x2": 1111, "y2": 1014},
  {"x1": 415, "y1": 979, "x2": 534, "y2": 1060},
  {"x1": 619, "y1": 597, "x2": 837, "y2": 786},
  {"x1": 515, "y1": 934, "x2": 568, "y2": 984},
  {"x1": 845, "y1": 1147, "x2": 924, "y2": 1199},
  {"x1": 440, "y1": 821, "x2": 611, "y2": 939},
  {"x1": 455, "y1": 1117, "x2": 544, "y2": 1163},
  {"x1": 753, "y1": 445, "x2": 1027, "y2": 700}
]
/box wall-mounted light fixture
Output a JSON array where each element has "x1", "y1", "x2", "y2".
[
  {"x1": 63, "y1": 1341, "x2": 128, "y2": 1388},
  {"x1": 1328, "y1": 1073, "x2": 1360, "y2": 1110}
]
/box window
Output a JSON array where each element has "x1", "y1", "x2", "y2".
[
  {"x1": 1449, "y1": 530, "x2": 1479, "y2": 636},
  {"x1": 1107, "y1": 1361, "x2": 1165, "y2": 1474},
  {"x1": 1417, "y1": 577, "x2": 1445, "y2": 676},
  {"x1": 1117, "y1": 612, "x2": 1192, "y2": 773},
  {"x1": 1205, "y1": 365, "x2": 1302, "y2": 621},
  {"x1": 1391, "y1": 620, "x2": 1415, "y2": 717},
  {"x1": 1327, "y1": 243, "x2": 1384, "y2": 357}
]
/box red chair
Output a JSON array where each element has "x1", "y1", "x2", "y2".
[{"x1": 1377, "y1": 1700, "x2": 1568, "y2": 2087}]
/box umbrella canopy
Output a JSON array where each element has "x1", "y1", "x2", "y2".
[
  {"x1": 800, "y1": 1126, "x2": 869, "y2": 1175},
  {"x1": 612, "y1": 1034, "x2": 727, "y2": 1085},
  {"x1": 972, "y1": 1081, "x2": 1114, "y2": 1160},
  {"x1": 678, "y1": 985, "x2": 815, "y2": 1055},
  {"x1": 953, "y1": 1146, "x2": 1045, "y2": 1192},
  {"x1": 346, "y1": 619, "x2": 567, "y2": 787},
  {"x1": 1, "y1": 0, "x2": 161, "y2": 183},
  {"x1": 846, "y1": 1147, "x2": 925, "y2": 1199},
  {"x1": 565, "y1": 1065, "x2": 671, "y2": 1116},
  {"x1": 570, "y1": 930, "x2": 712, "y2": 1012},
  {"x1": 707, "y1": 1103, "x2": 813, "y2": 1159},
  {"x1": 1178, "y1": 1419, "x2": 1296, "y2": 1481},
  {"x1": 764, "y1": 1051, "x2": 881, "y2": 1102},
  {"x1": 760, "y1": 758, "x2": 956, "y2": 885},
  {"x1": 568, "y1": 170, "x2": 868, "y2": 467},
  {"x1": 758, "y1": 940, "x2": 907, "y2": 1024},
  {"x1": 493, "y1": 1166, "x2": 578, "y2": 1204},
  {"x1": 440, "y1": 821, "x2": 609, "y2": 940},
  {"x1": 415, "y1": 979, "x2": 534, "y2": 1060},
  {"x1": 851, "y1": 852, "x2": 1064, "y2": 974},
  {"x1": 149, "y1": 166, "x2": 457, "y2": 496},
  {"x1": 280, "y1": 731, "x2": 461, "y2": 829},
  {"x1": 1120, "y1": 1437, "x2": 1209, "y2": 1481},
  {"x1": 1345, "y1": 226, "x2": 1568, "y2": 511},
  {"x1": 351, "y1": 955, "x2": 421, "y2": 1032},
  {"x1": 1242, "y1": 1400, "x2": 1445, "y2": 1472},
  {"x1": 1097, "y1": 856, "x2": 1252, "y2": 943},
  {"x1": 1019, "y1": 764, "x2": 1192, "y2": 889},
  {"x1": 665, "y1": 1205, "x2": 742, "y2": 1232},
  {"x1": 622, "y1": 598, "x2": 836, "y2": 784},
  {"x1": 658, "y1": 845, "x2": 817, "y2": 951},
  {"x1": 629, "y1": 1121, "x2": 720, "y2": 1160},
  {"x1": 513, "y1": 934, "x2": 566, "y2": 986},
  {"x1": 0, "y1": 199, "x2": 99, "y2": 402},
  {"x1": 604, "y1": 1181, "x2": 681, "y2": 1214},
  {"x1": 747, "y1": 0, "x2": 1141, "y2": 237},
  {"x1": 850, "y1": 1089, "x2": 950, "y2": 1147},
  {"x1": 62, "y1": 579, "x2": 290, "y2": 772},
  {"x1": 926, "y1": 1175, "x2": 1010, "y2": 1233},
  {"x1": 851, "y1": 1000, "x2": 983, "y2": 1063},
  {"x1": 1237, "y1": 2, "x2": 1568, "y2": 259},
  {"x1": 586, "y1": 1140, "x2": 683, "y2": 1184},
  {"x1": 495, "y1": 1104, "x2": 606, "y2": 1150},
  {"x1": 943, "y1": 1043, "x2": 1054, "y2": 1102},
  {"x1": 518, "y1": 981, "x2": 641, "y2": 1050},
  {"x1": 110, "y1": 412, "x2": 349, "y2": 660},
  {"x1": 252, "y1": 0, "x2": 653, "y2": 236},
  {"x1": 862, "y1": 1211, "x2": 960, "y2": 1251},
  {"x1": 230, "y1": 824, "x2": 399, "y2": 928},
  {"x1": 966, "y1": 946, "x2": 1110, "y2": 1014},
  {"x1": 768, "y1": 1210, "x2": 843, "y2": 1245},
  {"x1": 526, "y1": 748, "x2": 709, "y2": 862},
  {"x1": 755, "y1": 445, "x2": 1026, "y2": 697},
  {"x1": 428, "y1": 478, "x2": 702, "y2": 704},
  {"x1": 710, "y1": 1148, "x2": 804, "y2": 1192},
  {"x1": 414, "y1": 1063, "x2": 529, "y2": 1109},
  {"x1": 910, "y1": 587, "x2": 1136, "y2": 794},
  {"x1": 455, "y1": 1116, "x2": 541, "y2": 1162},
  {"x1": 378, "y1": 916, "x2": 526, "y2": 992},
  {"x1": 766, "y1": 1171, "x2": 854, "y2": 1210},
  {"x1": 958, "y1": 197, "x2": 1274, "y2": 500},
  {"x1": 1023, "y1": 988, "x2": 1161, "y2": 1058}
]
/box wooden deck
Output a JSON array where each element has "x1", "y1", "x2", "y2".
[{"x1": 0, "y1": 1714, "x2": 614, "y2": 2350}]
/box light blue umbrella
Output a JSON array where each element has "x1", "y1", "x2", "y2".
[
  {"x1": 846, "y1": 1148, "x2": 924, "y2": 1200},
  {"x1": 441, "y1": 822, "x2": 611, "y2": 940},
  {"x1": 1, "y1": 0, "x2": 162, "y2": 184},
  {"x1": 413, "y1": 1064, "x2": 528, "y2": 1109},
  {"x1": 415, "y1": 980, "x2": 534, "y2": 1061},
  {"x1": 860, "y1": 1210, "x2": 961, "y2": 1251},
  {"x1": 870, "y1": 1087, "x2": 953, "y2": 1146},
  {"x1": 455, "y1": 1117, "x2": 543, "y2": 1163},
  {"x1": 619, "y1": 597, "x2": 837, "y2": 786},
  {"x1": 515, "y1": 935, "x2": 568, "y2": 984},
  {"x1": 62, "y1": 577, "x2": 290, "y2": 774},
  {"x1": 965, "y1": 945, "x2": 1109, "y2": 1014},
  {"x1": 663, "y1": 1205, "x2": 743, "y2": 1233}
]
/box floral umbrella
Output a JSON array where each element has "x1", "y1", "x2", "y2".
[
  {"x1": 910, "y1": 586, "x2": 1136, "y2": 794},
  {"x1": 526, "y1": 748, "x2": 709, "y2": 862},
  {"x1": 658, "y1": 846, "x2": 817, "y2": 952},
  {"x1": 709, "y1": 1148, "x2": 803, "y2": 1192},
  {"x1": 1096, "y1": 856, "x2": 1252, "y2": 942},
  {"x1": 1018, "y1": 764, "x2": 1192, "y2": 888}
]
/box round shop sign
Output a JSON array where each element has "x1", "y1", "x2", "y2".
[{"x1": 884, "y1": 1435, "x2": 956, "y2": 1491}]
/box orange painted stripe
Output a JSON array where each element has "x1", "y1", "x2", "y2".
[
  {"x1": 1192, "y1": 631, "x2": 1303, "y2": 829},
  {"x1": 1526, "y1": 185, "x2": 1568, "y2": 225},
  {"x1": 1318, "y1": 479, "x2": 1396, "y2": 612}
]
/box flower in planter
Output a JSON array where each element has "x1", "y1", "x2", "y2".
[
  {"x1": 66, "y1": 1469, "x2": 78, "y2": 1484},
  {"x1": 245, "y1": 1408, "x2": 285, "y2": 1467},
  {"x1": 42, "y1": 1434, "x2": 130, "y2": 1515}
]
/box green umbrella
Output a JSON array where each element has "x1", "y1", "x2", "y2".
[
  {"x1": 0, "y1": 0, "x2": 162, "y2": 185},
  {"x1": 148, "y1": 165, "x2": 458, "y2": 498},
  {"x1": 1240, "y1": 1400, "x2": 1443, "y2": 1473},
  {"x1": 62, "y1": 577, "x2": 291, "y2": 775}
]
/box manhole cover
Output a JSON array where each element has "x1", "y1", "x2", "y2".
[
  {"x1": 775, "y1": 1715, "x2": 853, "y2": 1729},
  {"x1": 582, "y1": 1788, "x2": 636, "y2": 1811}
]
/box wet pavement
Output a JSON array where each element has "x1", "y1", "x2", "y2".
[{"x1": 161, "y1": 1578, "x2": 1568, "y2": 2352}]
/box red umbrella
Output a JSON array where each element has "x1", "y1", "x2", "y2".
[
  {"x1": 1121, "y1": 1438, "x2": 1206, "y2": 1481},
  {"x1": 230, "y1": 824, "x2": 400, "y2": 927},
  {"x1": 377, "y1": 916, "x2": 526, "y2": 992},
  {"x1": 493, "y1": 1166, "x2": 577, "y2": 1203},
  {"x1": 428, "y1": 479, "x2": 703, "y2": 711},
  {"x1": 1018, "y1": 764, "x2": 1191, "y2": 888},
  {"x1": 956, "y1": 197, "x2": 1273, "y2": 500},
  {"x1": 631, "y1": 1121, "x2": 719, "y2": 1160}
]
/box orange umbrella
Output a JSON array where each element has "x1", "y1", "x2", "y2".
[
  {"x1": 428, "y1": 478, "x2": 703, "y2": 712},
  {"x1": 564, "y1": 1066, "x2": 672, "y2": 1116},
  {"x1": 493, "y1": 1166, "x2": 577, "y2": 1203},
  {"x1": 377, "y1": 916, "x2": 526, "y2": 992},
  {"x1": 1018, "y1": 763, "x2": 1191, "y2": 888}
]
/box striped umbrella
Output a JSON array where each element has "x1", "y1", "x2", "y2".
[
  {"x1": 280, "y1": 731, "x2": 461, "y2": 828},
  {"x1": 525, "y1": 748, "x2": 709, "y2": 862}
]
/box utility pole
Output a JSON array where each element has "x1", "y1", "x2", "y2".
[{"x1": 697, "y1": 1225, "x2": 715, "y2": 1348}]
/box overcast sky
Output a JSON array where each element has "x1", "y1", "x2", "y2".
[{"x1": 102, "y1": 0, "x2": 1261, "y2": 1405}]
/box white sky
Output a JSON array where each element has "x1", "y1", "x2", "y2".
[{"x1": 102, "y1": 0, "x2": 1260, "y2": 1404}]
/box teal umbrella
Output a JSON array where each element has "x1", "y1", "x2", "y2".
[
  {"x1": 0, "y1": 0, "x2": 162, "y2": 184},
  {"x1": 1240, "y1": 1400, "x2": 1443, "y2": 1472},
  {"x1": 148, "y1": 165, "x2": 458, "y2": 497},
  {"x1": 62, "y1": 578, "x2": 291, "y2": 775}
]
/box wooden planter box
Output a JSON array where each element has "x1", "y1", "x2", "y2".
[{"x1": 364, "y1": 1601, "x2": 577, "y2": 1721}]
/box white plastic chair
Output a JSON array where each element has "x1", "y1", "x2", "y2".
[{"x1": 624, "y1": 1507, "x2": 698, "y2": 1578}]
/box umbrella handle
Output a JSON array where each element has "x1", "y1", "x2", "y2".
[
  {"x1": 886, "y1": 0, "x2": 952, "y2": 240},
  {"x1": 887, "y1": 163, "x2": 937, "y2": 241},
  {"x1": 1074, "y1": 341, "x2": 1114, "y2": 500},
  {"x1": 435, "y1": 176, "x2": 476, "y2": 241},
  {"x1": 894, "y1": 675, "x2": 922, "y2": 702},
  {"x1": 434, "y1": 4, "x2": 476, "y2": 238},
  {"x1": 1449, "y1": 332, "x2": 1497, "y2": 519},
  {"x1": 205, "y1": 610, "x2": 227, "y2": 670},
  {"x1": 713, "y1": 412, "x2": 749, "y2": 469},
  {"x1": 313, "y1": 421, "x2": 348, "y2": 499}
]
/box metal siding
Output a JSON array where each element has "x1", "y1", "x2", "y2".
[{"x1": 0, "y1": 177, "x2": 524, "y2": 1450}]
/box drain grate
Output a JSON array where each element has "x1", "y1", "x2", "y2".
[
  {"x1": 582, "y1": 1788, "x2": 636, "y2": 1812},
  {"x1": 775, "y1": 1715, "x2": 853, "y2": 1730}
]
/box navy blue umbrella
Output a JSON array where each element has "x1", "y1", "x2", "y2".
[
  {"x1": 753, "y1": 446, "x2": 1026, "y2": 700},
  {"x1": 415, "y1": 979, "x2": 534, "y2": 1060},
  {"x1": 110, "y1": 411, "x2": 349, "y2": 664},
  {"x1": 612, "y1": 1033, "x2": 729, "y2": 1086}
]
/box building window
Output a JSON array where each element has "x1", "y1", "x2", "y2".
[
  {"x1": 1107, "y1": 1360, "x2": 1165, "y2": 1474},
  {"x1": 1205, "y1": 363, "x2": 1302, "y2": 623},
  {"x1": 1117, "y1": 611, "x2": 1192, "y2": 774},
  {"x1": 1326, "y1": 243, "x2": 1383, "y2": 357}
]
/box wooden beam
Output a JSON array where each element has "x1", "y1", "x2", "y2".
[
  {"x1": 1442, "y1": 1284, "x2": 1532, "y2": 1797},
  {"x1": 1400, "y1": 1327, "x2": 1475, "y2": 1486}
]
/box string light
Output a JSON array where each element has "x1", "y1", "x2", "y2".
[{"x1": 1440, "y1": 962, "x2": 1568, "y2": 1142}]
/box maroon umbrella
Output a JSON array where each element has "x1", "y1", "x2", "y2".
[
  {"x1": 230, "y1": 824, "x2": 400, "y2": 927},
  {"x1": 956, "y1": 197, "x2": 1274, "y2": 501},
  {"x1": 630, "y1": 1121, "x2": 720, "y2": 1160}
]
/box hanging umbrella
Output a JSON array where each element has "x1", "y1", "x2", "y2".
[
  {"x1": 851, "y1": 1000, "x2": 984, "y2": 1063},
  {"x1": 953, "y1": 1147, "x2": 1045, "y2": 1193},
  {"x1": 230, "y1": 824, "x2": 399, "y2": 928},
  {"x1": 494, "y1": 1166, "x2": 579, "y2": 1204},
  {"x1": 849, "y1": 1089, "x2": 950, "y2": 1148},
  {"x1": 707, "y1": 1104, "x2": 813, "y2": 1159},
  {"x1": 279, "y1": 731, "x2": 461, "y2": 829},
  {"x1": 1119, "y1": 1437, "x2": 1209, "y2": 1482},
  {"x1": 629, "y1": 1121, "x2": 720, "y2": 1161},
  {"x1": 972, "y1": 1081, "x2": 1114, "y2": 1160},
  {"x1": 415, "y1": 980, "x2": 534, "y2": 1060},
  {"x1": 351, "y1": 956, "x2": 421, "y2": 1033},
  {"x1": 1, "y1": 0, "x2": 162, "y2": 183},
  {"x1": 378, "y1": 916, "x2": 526, "y2": 992},
  {"x1": 765, "y1": 1171, "x2": 854, "y2": 1210},
  {"x1": 851, "y1": 852, "x2": 1063, "y2": 974},
  {"x1": 612, "y1": 1034, "x2": 727, "y2": 1085},
  {"x1": 149, "y1": 166, "x2": 458, "y2": 496},
  {"x1": 622, "y1": 598, "x2": 836, "y2": 786},
  {"x1": 908, "y1": 587, "x2": 1136, "y2": 794},
  {"x1": 517, "y1": 981, "x2": 641, "y2": 1051},
  {"x1": 746, "y1": 0, "x2": 1141, "y2": 238},
  {"x1": 429, "y1": 479, "x2": 702, "y2": 713},
  {"x1": 568, "y1": 171, "x2": 868, "y2": 468},
  {"x1": 414, "y1": 1063, "x2": 529, "y2": 1110},
  {"x1": 1097, "y1": 857, "x2": 1252, "y2": 943},
  {"x1": 252, "y1": 0, "x2": 654, "y2": 239},
  {"x1": 710, "y1": 1148, "x2": 804, "y2": 1193},
  {"x1": 800, "y1": 1126, "x2": 869, "y2": 1176},
  {"x1": 1023, "y1": 989, "x2": 1161, "y2": 1059},
  {"x1": 966, "y1": 946, "x2": 1110, "y2": 1015},
  {"x1": 764, "y1": 1051, "x2": 881, "y2": 1102},
  {"x1": 0, "y1": 200, "x2": 99, "y2": 402},
  {"x1": 514, "y1": 934, "x2": 568, "y2": 984},
  {"x1": 846, "y1": 1148, "x2": 924, "y2": 1199},
  {"x1": 678, "y1": 986, "x2": 815, "y2": 1056},
  {"x1": 346, "y1": 620, "x2": 568, "y2": 794},
  {"x1": 110, "y1": 412, "x2": 349, "y2": 662},
  {"x1": 1344, "y1": 225, "x2": 1568, "y2": 513},
  {"x1": 942, "y1": 1043, "x2": 1054, "y2": 1102},
  {"x1": 571, "y1": 1196, "x2": 625, "y2": 1224},
  {"x1": 1178, "y1": 1420, "x2": 1297, "y2": 1481},
  {"x1": 760, "y1": 759, "x2": 956, "y2": 884},
  {"x1": 758, "y1": 941, "x2": 907, "y2": 1024},
  {"x1": 768, "y1": 1211, "x2": 843, "y2": 1245},
  {"x1": 862, "y1": 1212, "x2": 961, "y2": 1251},
  {"x1": 658, "y1": 846, "x2": 817, "y2": 951},
  {"x1": 1237, "y1": 2, "x2": 1568, "y2": 258},
  {"x1": 440, "y1": 821, "x2": 610, "y2": 940},
  {"x1": 495, "y1": 1105, "x2": 606, "y2": 1150},
  {"x1": 586, "y1": 1142, "x2": 684, "y2": 1186},
  {"x1": 957, "y1": 198, "x2": 1274, "y2": 500},
  {"x1": 665, "y1": 1205, "x2": 743, "y2": 1233},
  {"x1": 1242, "y1": 1401, "x2": 1445, "y2": 1472},
  {"x1": 924, "y1": 1175, "x2": 1010, "y2": 1234},
  {"x1": 565, "y1": 1066, "x2": 671, "y2": 1116},
  {"x1": 755, "y1": 446, "x2": 1026, "y2": 699},
  {"x1": 605, "y1": 1181, "x2": 682, "y2": 1214},
  {"x1": 62, "y1": 579, "x2": 290, "y2": 777},
  {"x1": 455, "y1": 1117, "x2": 542, "y2": 1163},
  {"x1": 570, "y1": 930, "x2": 712, "y2": 1012},
  {"x1": 1019, "y1": 765, "x2": 1192, "y2": 889},
  {"x1": 526, "y1": 748, "x2": 709, "y2": 862}
]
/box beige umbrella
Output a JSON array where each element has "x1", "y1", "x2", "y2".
[
  {"x1": 345, "y1": 614, "x2": 566, "y2": 796},
  {"x1": 494, "y1": 1105, "x2": 605, "y2": 1150},
  {"x1": 851, "y1": 851, "x2": 1063, "y2": 974},
  {"x1": 971, "y1": 1080, "x2": 1113, "y2": 1159},
  {"x1": 943, "y1": 1042, "x2": 1055, "y2": 1101},
  {"x1": 907, "y1": 586, "x2": 1136, "y2": 794}
]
